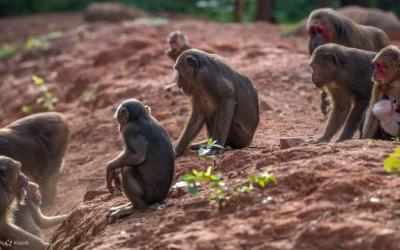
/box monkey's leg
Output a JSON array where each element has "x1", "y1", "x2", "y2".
[
  {"x1": 108, "y1": 168, "x2": 148, "y2": 224},
  {"x1": 212, "y1": 100, "x2": 236, "y2": 146},
  {"x1": 316, "y1": 102, "x2": 350, "y2": 143},
  {"x1": 337, "y1": 100, "x2": 368, "y2": 142},
  {"x1": 109, "y1": 203, "x2": 132, "y2": 212},
  {"x1": 39, "y1": 177, "x2": 57, "y2": 207},
  {"x1": 225, "y1": 121, "x2": 252, "y2": 148},
  {"x1": 320, "y1": 90, "x2": 330, "y2": 116}
]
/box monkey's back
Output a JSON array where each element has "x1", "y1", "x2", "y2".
[
  {"x1": 0, "y1": 112, "x2": 70, "y2": 178},
  {"x1": 128, "y1": 119, "x2": 174, "y2": 203}
]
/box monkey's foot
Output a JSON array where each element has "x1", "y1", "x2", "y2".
[
  {"x1": 109, "y1": 202, "x2": 132, "y2": 212},
  {"x1": 108, "y1": 205, "x2": 135, "y2": 224}
]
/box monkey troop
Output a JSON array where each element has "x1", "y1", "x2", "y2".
[
  {"x1": 2, "y1": 6, "x2": 400, "y2": 245},
  {"x1": 307, "y1": 8, "x2": 389, "y2": 116}
]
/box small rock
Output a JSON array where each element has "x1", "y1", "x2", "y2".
[{"x1": 279, "y1": 137, "x2": 305, "y2": 149}]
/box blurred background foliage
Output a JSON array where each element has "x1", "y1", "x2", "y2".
[{"x1": 0, "y1": 0, "x2": 399, "y2": 23}]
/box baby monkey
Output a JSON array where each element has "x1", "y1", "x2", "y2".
[
  {"x1": 14, "y1": 182, "x2": 67, "y2": 238},
  {"x1": 165, "y1": 30, "x2": 191, "y2": 62},
  {"x1": 106, "y1": 99, "x2": 174, "y2": 223},
  {"x1": 372, "y1": 100, "x2": 400, "y2": 136}
]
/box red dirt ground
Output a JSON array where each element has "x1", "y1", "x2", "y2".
[{"x1": 1, "y1": 12, "x2": 400, "y2": 250}]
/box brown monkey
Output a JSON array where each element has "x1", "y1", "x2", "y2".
[
  {"x1": 362, "y1": 45, "x2": 400, "y2": 139},
  {"x1": 165, "y1": 30, "x2": 191, "y2": 62},
  {"x1": 173, "y1": 49, "x2": 260, "y2": 157},
  {"x1": 106, "y1": 99, "x2": 174, "y2": 223},
  {"x1": 0, "y1": 156, "x2": 47, "y2": 250},
  {"x1": 309, "y1": 43, "x2": 375, "y2": 142},
  {"x1": 14, "y1": 182, "x2": 67, "y2": 238},
  {"x1": 307, "y1": 8, "x2": 390, "y2": 116},
  {"x1": 0, "y1": 112, "x2": 70, "y2": 206}
]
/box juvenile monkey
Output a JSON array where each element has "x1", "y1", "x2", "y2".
[
  {"x1": 14, "y1": 182, "x2": 67, "y2": 238},
  {"x1": 307, "y1": 8, "x2": 390, "y2": 116},
  {"x1": 173, "y1": 49, "x2": 260, "y2": 157},
  {"x1": 165, "y1": 31, "x2": 191, "y2": 62},
  {"x1": 0, "y1": 112, "x2": 70, "y2": 206},
  {"x1": 309, "y1": 43, "x2": 375, "y2": 142},
  {"x1": 363, "y1": 45, "x2": 400, "y2": 139},
  {"x1": 0, "y1": 156, "x2": 47, "y2": 250},
  {"x1": 371, "y1": 100, "x2": 400, "y2": 136},
  {"x1": 106, "y1": 99, "x2": 174, "y2": 223}
]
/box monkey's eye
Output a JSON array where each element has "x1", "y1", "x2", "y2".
[{"x1": 316, "y1": 27, "x2": 322, "y2": 33}]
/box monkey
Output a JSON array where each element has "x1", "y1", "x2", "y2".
[
  {"x1": 0, "y1": 112, "x2": 70, "y2": 206},
  {"x1": 371, "y1": 99, "x2": 400, "y2": 136},
  {"x1": 306, "y1": 8, "x2": 390, "y2": 116},
  {"x1": 165, "y1": 30, "x2": 191, "y2": 62},
  {"x1": 173, "y1": 49, "x2": 260, "y2": 157},
  {"x1": 106, "y1": 99, "x2": 174, "y2": 223},
  {"x1": 14, "y1": 182, "x2": 67, "y2": 238},
  {"x1": 309, "y1": 43, "x2": 376, "y2": 143},
  {"x1": 0, "y1": 156, "x2": 47, "y2": 250},
  {"x1": 362, "y1": 45, "x2": 400, "y2": 139}
]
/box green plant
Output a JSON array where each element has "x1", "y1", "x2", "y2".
[
  {"x1": 384, "y1": 146, "x2": 400, "y2": 173},
  {"x1": 392, "y1": 136, "x2": 400, "y2": 143},
  {"x1": 0, "y1": 43, "x2": 21, "y2": 60},
  {"x1": 180, "y1": 138, "x2": 277, "y2": 208},
  {"x1": 21, "y1": 75, "x2": 58, "y2": 113}
]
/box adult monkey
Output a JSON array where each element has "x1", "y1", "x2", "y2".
[
  {"x1": 173, "y1": 49, "x2": 260, "y2": 157},
  {"x1": 307, "y1": 8, "x2": 390, "y2": 116},
  {"x1": 362, "y1": 45, "x2": 400, "y2": 139},
  {"x1": 0, "y1": 112, "x2": 70, "y2": 206}
]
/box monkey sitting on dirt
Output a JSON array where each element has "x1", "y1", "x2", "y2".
[
  {"x1": 165, "y1": 30, "x2": 191, "y2": 62},
  {"x1": 106, "y1": 99, "x2": 174, "y2": 223},
  {"x1": 173, "y1": 49, "x2": 260, "y2": 157}
]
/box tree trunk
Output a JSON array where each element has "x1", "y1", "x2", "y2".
[
  {"x1": 234, "y1": 0, "x2": 245, "y2": 22},
  {"x1": 255, "y1": 0, "x2": 274, "y2": 23}
]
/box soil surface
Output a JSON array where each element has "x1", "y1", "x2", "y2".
[{"x1": 1, "y1": 12, "x2": 400, "y2": 250}]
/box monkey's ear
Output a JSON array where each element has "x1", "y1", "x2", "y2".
[
  {"x1": 121, "y1": 109, "x2": 129, "y2": 123},
  {"x1": 186, "y1": 55, "x2": 198, "y2": 68}
]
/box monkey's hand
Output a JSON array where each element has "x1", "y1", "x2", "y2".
[{"x1": 106, "y1": 168, "x2": 122, "y2": 195}]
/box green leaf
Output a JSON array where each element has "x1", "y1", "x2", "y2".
[
  {"x1": 21, "y1": 105, "x2": 32, "y2": 114},
  {"x1": 32, "y1": 75, "x2": 44, "y2": 85}
]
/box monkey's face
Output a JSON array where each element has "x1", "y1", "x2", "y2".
[
  {"x1": 169, "y1": 37, "x2": 182, "y2": 50},
  {"x1": 372, "y1": 58, "x2": 398, "y2": 89},
  {"x1": 0, "y1": 157, "x2": 28, "y2": 202},
  {"x1": 308, "y1": 21, "x2": 332, "y2": 52},
  {"x1": 175, "y1": 54, "x2": 197, "y2": 96},
  {"x1": 117, "y1": 108, "x2": 129, "y2": 132},
  {"x1": 309, "y1": 59, "x2": 337, "y2": 87}
]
